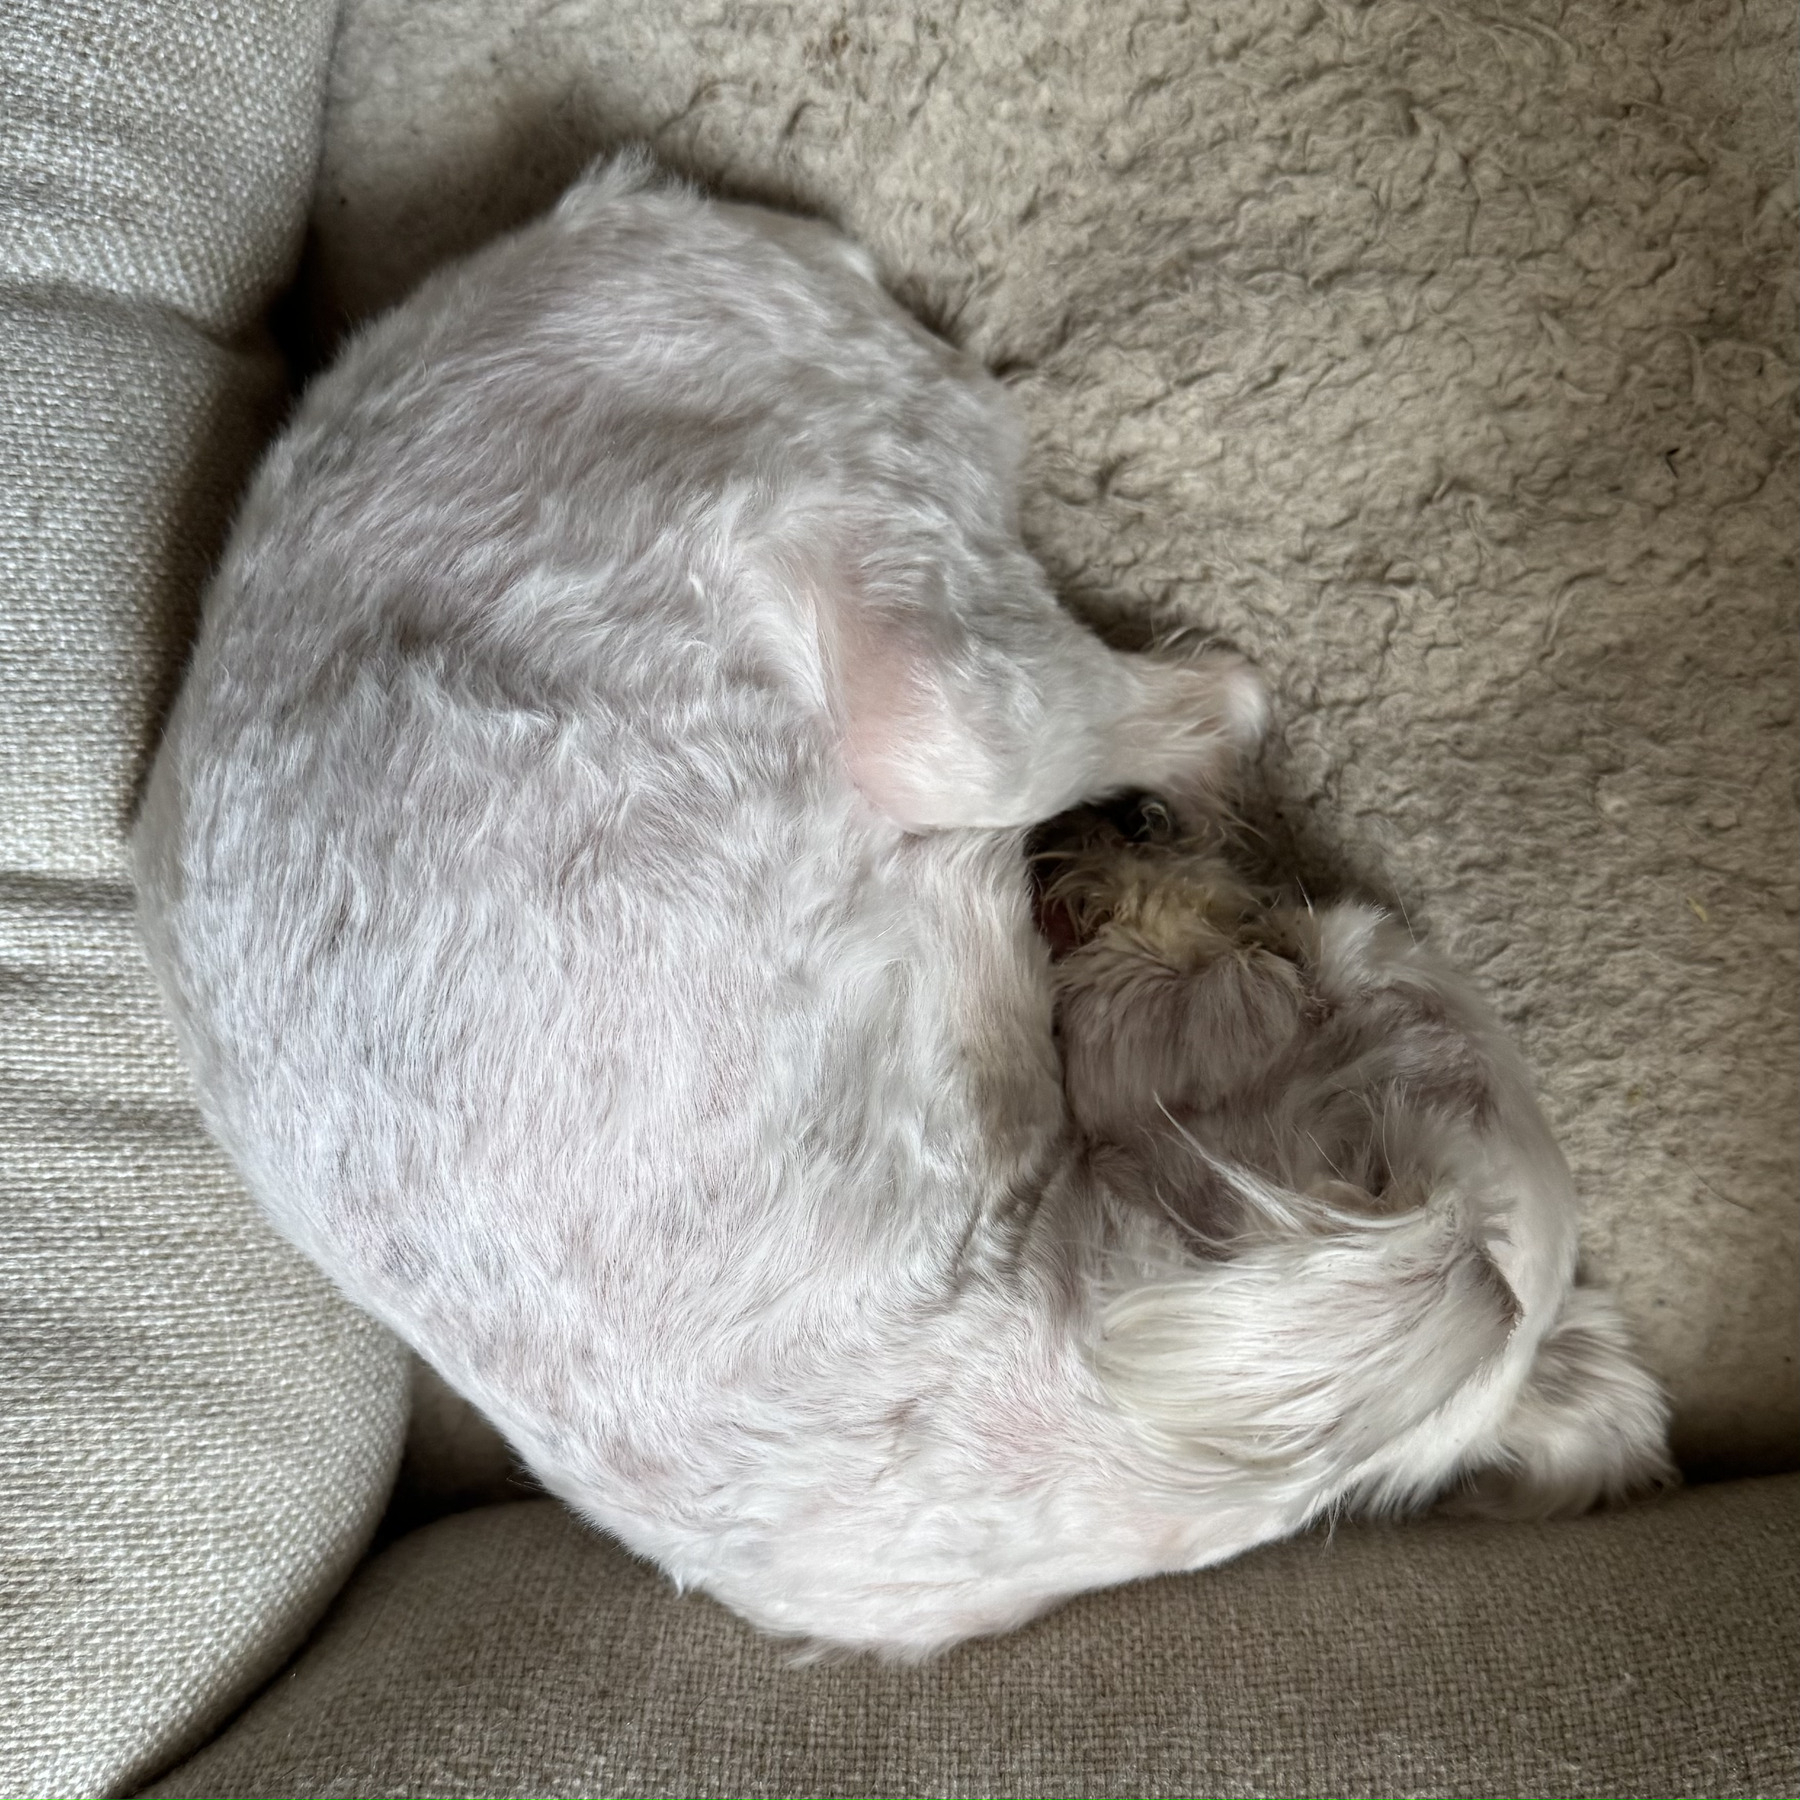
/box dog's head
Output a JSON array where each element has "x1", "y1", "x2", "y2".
[{"x1": 1041, "y1": 820, "x2": 1676, "y2": 1525}]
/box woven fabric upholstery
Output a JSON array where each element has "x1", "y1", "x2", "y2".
[
  {"x1": 0, "y1": 3, "x2": 409, "y2": 1793},
  {"x1": 152, "y1": 1476, "x2": 1800, "y2": 1799}
]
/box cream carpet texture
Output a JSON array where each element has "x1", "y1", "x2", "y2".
[
  {"x1": 306, "y1": 0, "x2": 1800, "y2": 1480},
  {"x1": 0, "y1": 1, "x2": 409, "y2": 1793},
  {"x1": 153, "y1": 1478, "x2": 1800, "y2": 1798}
]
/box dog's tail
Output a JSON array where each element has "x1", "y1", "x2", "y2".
[{"x1": 1091, "y1": 1146, "x2": 1524, "y2": 1509}]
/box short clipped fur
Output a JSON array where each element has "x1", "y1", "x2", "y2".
[{"x1": 135, "y1": 157, "x2": 1671, "y2": 1655}]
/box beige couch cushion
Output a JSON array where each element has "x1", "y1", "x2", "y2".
[
  {"x1": 151, "y1": 1476, "x2": 1800, "y2": 1797},
  {"x1": 312, "y1": 0, "x2": 1799, "y2": 1483},
  {"x1": 0, "y1": 2, "x2": 409, "y2": 1792}
]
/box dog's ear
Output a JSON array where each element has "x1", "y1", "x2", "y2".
[{"x1": 1449, "y1": 1283, "x2": 1676, "y2": 1520}]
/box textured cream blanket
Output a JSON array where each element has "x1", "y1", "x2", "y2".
[{"x1": 314, "y1": 0, "x2": 1798, "y2": 1474}]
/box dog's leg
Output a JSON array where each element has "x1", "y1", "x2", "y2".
[{"x1": 817, "y1": 539, "x2": 1266, "y2": 832}]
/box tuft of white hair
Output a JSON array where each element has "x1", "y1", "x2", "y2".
[{"x1": 1095, "y1": 1156, "x2": 1520, "y2": 1495}]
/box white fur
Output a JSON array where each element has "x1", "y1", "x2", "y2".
[{"x1": 134, "y1": 155, "x2": 1671, "y2": 1656}]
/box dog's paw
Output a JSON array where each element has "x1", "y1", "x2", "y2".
[
  {"x1": 1195, "y1": 650, "x2": 1271, "y2": 755},
  {"x1": 1125, "y1": 649, "x2": 1269, "y2": 832}
]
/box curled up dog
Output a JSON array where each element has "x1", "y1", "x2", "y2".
[{"x1": 134, "y1": 155, "x2": 1672, "y2": 1656}]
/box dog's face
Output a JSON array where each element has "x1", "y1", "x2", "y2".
[{"x1": 1039, "y1": 820, "x2": 1674, "y2": 1521}]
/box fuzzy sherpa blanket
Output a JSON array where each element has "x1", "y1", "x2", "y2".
[{"x1": 309, "y1": 0, "x2": 1798, "y2": 1476}]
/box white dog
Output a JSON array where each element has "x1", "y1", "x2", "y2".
[{"x1": 135, "y1": 154, "x2": 1671, "y2": 1655}]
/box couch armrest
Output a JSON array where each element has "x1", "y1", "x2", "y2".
[{"x1": 0, "y1": 4, "x2": 410, "y2": 1793}]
